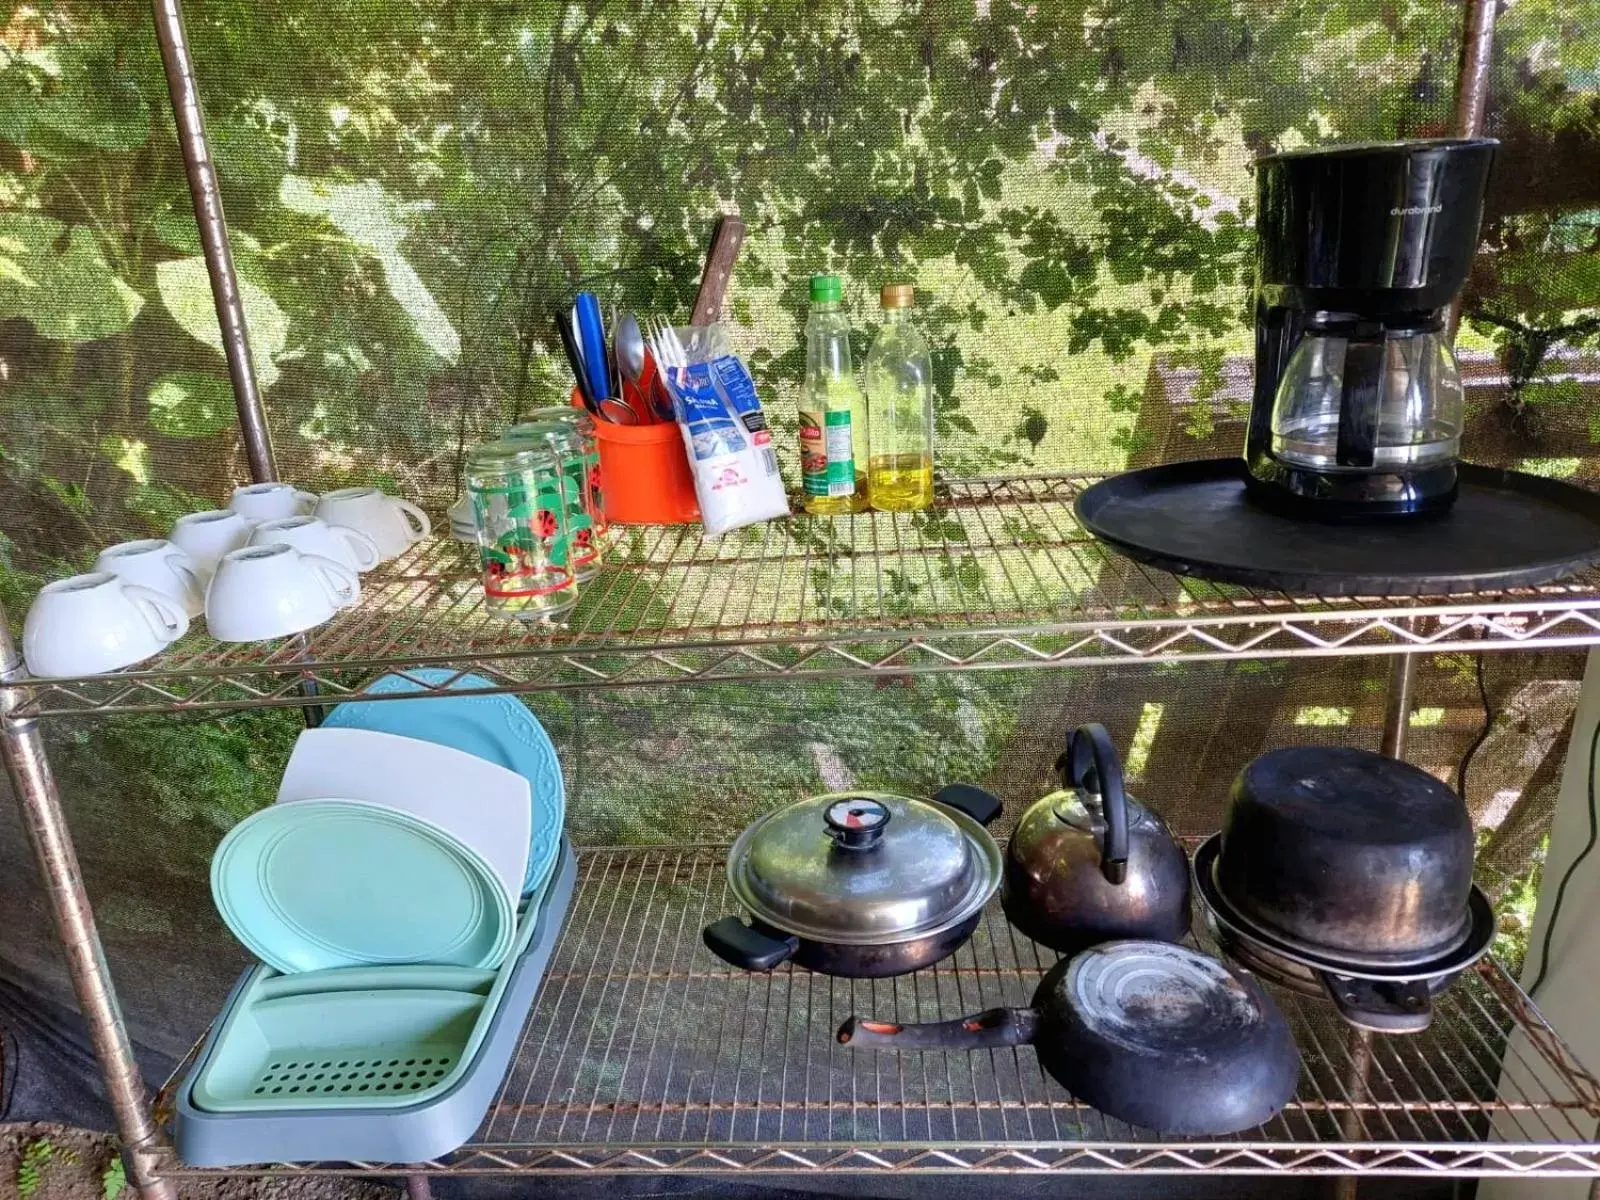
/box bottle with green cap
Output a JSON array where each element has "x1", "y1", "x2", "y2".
[{"x1": 800, "y1": 273, "x2": 868, "y2": 514}]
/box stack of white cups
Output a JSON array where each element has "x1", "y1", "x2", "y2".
[{"x1": 21, "y1": 480, "x2": 431, "y2": 678}]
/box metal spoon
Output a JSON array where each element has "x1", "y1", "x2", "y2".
[{"x1": 615, "y1": 312, "x2": 647, "y2": 389}]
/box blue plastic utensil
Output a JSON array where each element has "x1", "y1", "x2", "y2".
[
  {"x1": 320, "y1": 669, "x2": 565, "y2": 894},
  {"x1": 176, "y1": 845, "x2": 576, "y2": 1162},
  {"x1": 212, "y1": 799, "x2": 515, "y2": 975},
  {"x1": 574, "y1": 292, "x2": 610, "y2": 403}
]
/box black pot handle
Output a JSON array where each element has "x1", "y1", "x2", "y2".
[
  {"x1": 703, "y1": 917, "x2": 799, "y2": 972},
  {"x1": 1064, "y1": 723, "x2": 1129, "y2": 885},
  {"x1": 838, "y1": 1007, "x2": 1039, "y2": 1051},
  {"x1": 1318, "y1": 973, "x2": 1433, "y2": 1034},
  {"x1": 932, "y1": 783, "x2": 1002, "y2": 827}
]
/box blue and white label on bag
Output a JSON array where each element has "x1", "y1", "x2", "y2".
[
  {"x1": 711, "y1": 353, "x2": 780, "y2": 479},
  {"x1": 675, "y1": 361, "x2": 747, "y2": 462}
]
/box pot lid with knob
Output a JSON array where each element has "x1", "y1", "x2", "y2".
[{"x1": 725, "y1": 787, "x2": 1003, "y2": 945}]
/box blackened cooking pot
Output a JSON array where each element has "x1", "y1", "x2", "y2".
[{"x1": 1216, "y1": 746, "x2": 1475, "y2": 963}]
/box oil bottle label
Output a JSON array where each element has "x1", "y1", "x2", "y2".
[{"x1": 800, "y1": 408, "x2": 856, "y2": 497}]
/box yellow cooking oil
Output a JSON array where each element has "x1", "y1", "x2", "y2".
[
  {"x1": 868, "y1": 453, "x2": 934, "y2": 511},
  {"x1": 806, "y1": 470, "x2": 870, "y2": 515}
]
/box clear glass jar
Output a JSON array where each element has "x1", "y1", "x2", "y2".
[
  {"x1": 505, "y1": 419, "x2": 601, "y2": 581},
  {"x1": 464, "y1": 439, "x2": 579, "y2": 622},
  {"x1": 510, "y1": 407, "x2": 608, "y2": 544},
  {"x1": 865, "y1": 284, "x2": 935, "y2": 511},
  {"x1": 1270, "y1": 327, "x2": 1464, "y2": 471}
]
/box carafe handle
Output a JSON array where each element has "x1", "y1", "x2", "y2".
[
  {"x1": 1064, "y1": 723, "x2": 1130, "y2": 886},
  {"x1": 1335, "y1": 334, "x2": 1385, "y2": 469}
]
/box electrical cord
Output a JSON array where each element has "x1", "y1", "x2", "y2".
[
  {"x1": 1526, "y1": 709, "x2": 1600, "y2": 998},
  {"x1": 1456, "y1": 653, "x2": 1492, "y2": 801}
]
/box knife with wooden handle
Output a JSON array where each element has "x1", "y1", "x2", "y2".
[{"x1": 689, "y1": 214, "x2": 746, "y2": 327}]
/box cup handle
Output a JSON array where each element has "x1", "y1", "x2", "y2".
[
  {"x1": 125, "y1": 584, "x2": 190, "y2": 644},
  {"x1": 294, "y1": 489, "x2": 319, "y2": 512},
  {"x1": 165, "y1": 554, "x2": 204, "y2": 604},
  {"x1": 333, "y1": 526, "x2": 382, "y2": 571},
  {"x1": 392, "y1": 498, "x2": 433, "y2": 541},
  {"x1": 304, "y1": 554, "x2": 361, "y2": 608}
]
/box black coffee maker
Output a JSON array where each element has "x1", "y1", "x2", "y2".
[{"x1": 1245, "y1": 139, "x2": 1497, "y2": 519}]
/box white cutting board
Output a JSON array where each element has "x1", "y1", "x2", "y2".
[{"x1": 276, "y1": 727, "x2": 531, "y2": 906}]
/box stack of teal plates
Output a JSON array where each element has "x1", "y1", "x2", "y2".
[{"x1": 210, "y1": 668, "x2": 566, "y2": 977}]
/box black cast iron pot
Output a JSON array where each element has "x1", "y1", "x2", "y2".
[{"x1": 1216, "y1": 746, "x2": 1475, "y2": 963}]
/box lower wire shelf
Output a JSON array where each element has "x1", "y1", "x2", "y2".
[{"x1": 159, "y1": 847, "x2": 1600, "y2": 1177}]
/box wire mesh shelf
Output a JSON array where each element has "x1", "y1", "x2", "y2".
[
  {"x1": 20, "y1": 473, "x2": 1600, "y2": 717},
  {"x1": 158, "y1": 846, "x2": 1600, "y2": 1178}
]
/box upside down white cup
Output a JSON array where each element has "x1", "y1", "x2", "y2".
[
  {"x1": 205, "y1": 544, "x2": 360, "y2": 643},
  {"x1": 93, "y1": 538, "x2": 206, "y2": 619},
  {"x1": 22, "y1": 572, "x2": 190, "y2": 678},
  {"x1": 314, "y1": 487, "x2": 431, "y2": 562},
  {"x1": 230, "y1": 481, "x2": 319, "y2": 525},
  {"x1": 249, "y1": 515, "x2": 382, "y2": 579},
  {"x1": 170, "y1": 510, "x2": 253, "y2": 579}
]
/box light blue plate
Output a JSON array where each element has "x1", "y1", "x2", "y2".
[
  {"x1": 321, "y1": 669, "x2": 565, "y2": 894},
  {"x1": 212, "y1": 799, "x2": 515, "y2": 975}
]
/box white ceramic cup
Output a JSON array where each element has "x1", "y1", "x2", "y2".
[
  {"x1": 170, "y1": 510, "x2": 253, "y2": 578},
  {"x1": 314, "y1": 487, "x2": 431, "y2": 562},
  {"x1": 249, "y1": 515, "x2": 382, "y2": 578},
  {"x1": 22, "y1": 572, "x2": 190, "y2": 678},
  {"x1": 230, "y1": 481, "x2": 319, "y2": 525},
  {"x1": 92, "y1": 538, "x2": 206, "y2": 618},
  {"x1": 205, "y1": 544, "x2": 360, "y2": 643}
]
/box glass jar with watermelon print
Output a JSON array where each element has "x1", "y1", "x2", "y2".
[
  {"x1": 464, "y1": 439, "x2": 579, "y2": 622},
  {"x1": 505, "y1": 416, "x2": 602, "y2": 583}
]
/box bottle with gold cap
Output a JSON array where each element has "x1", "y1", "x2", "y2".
[{"x1": 865, "y1": 283, "x2": 935, "y2": 511}]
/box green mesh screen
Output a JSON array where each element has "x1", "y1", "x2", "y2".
[{"x1": 0, "y1": 0, "x2": 1596, "y2": 1068}]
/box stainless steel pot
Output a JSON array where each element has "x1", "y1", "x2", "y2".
[{"x1": 704, "y1": 784, "x2": 1003, "y2": 977}]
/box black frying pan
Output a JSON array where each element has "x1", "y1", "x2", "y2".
[{"x1": 839, "y1": 940, "x2": 1301, "y2": 1135}]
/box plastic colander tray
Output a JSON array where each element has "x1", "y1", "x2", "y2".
[{"x1": 174, "y1": 844, "x2": 574, "y2": 1165}]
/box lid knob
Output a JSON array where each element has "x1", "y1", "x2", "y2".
[{"x1": 823, "y1": 797, "x2": 892, "y2": 851}]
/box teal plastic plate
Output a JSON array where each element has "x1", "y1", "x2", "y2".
[
  {"x1": 212, "y1": 799, "x2": 515, "y2": 975},
  {"x1": 321, "y1": 669, "x2": 564, "y2": 894},
  {"x1": 189, "y1": 849, "x2": 565, "y2": 1115}
]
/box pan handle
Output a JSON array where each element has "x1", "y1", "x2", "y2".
[
  {"x1": 1319, "y1": 973, "x2": 1433, "y2": 1034},
  {"x1": 838, "y1": 1007, "x2": 1039, "y2": 1051},
  {"x1": 932, "y1": 783, "x2": 1002, "y2": 827},
  {"x1": 1063, "y1": 723, "x2": 1130, "y2": 886},
  {"x1": 703, "y1": 917, "x2": 799, "y2": 972}
]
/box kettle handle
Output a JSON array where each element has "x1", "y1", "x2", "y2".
[{"x1": 1064, "y1": 723, "x2": 1129, "y2": 886}]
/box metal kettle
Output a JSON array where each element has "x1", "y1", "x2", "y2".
[{"x1": 1002, "y1": 723, "x2": 1191, "y2": 954}]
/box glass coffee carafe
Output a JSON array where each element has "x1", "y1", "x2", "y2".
[{"x1": 1269, "y1": 320, "x2": 1464, "y2": 474}]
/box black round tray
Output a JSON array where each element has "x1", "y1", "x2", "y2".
[{"x1": 1074, "y1": 458, "x2": 1600, "y2": 596}]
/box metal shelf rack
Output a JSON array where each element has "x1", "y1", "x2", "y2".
[
  {"x1": 5, "y1": 1, "x2": 1593, "y2": 1197},
  {"x1": 17, "y1": 473, "x2": 1600, "y2": 719},
  {"x1": 152, "y1": 847, "x2": 1600, "y2": 1179}
]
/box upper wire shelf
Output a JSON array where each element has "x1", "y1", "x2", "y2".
[{"x1": 17, "y1": 473, "x2": 1600, "y2": 718}]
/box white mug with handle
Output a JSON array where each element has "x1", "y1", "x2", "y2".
[
  {"x1": 93, "y1": 538, "x2": 206, "y2": 618},
  {"x1": 249, "y1": 515, "x2": 382, "y2": 578},
  {"x1": 230, "y1": 482, "x2": 319, "y2": 525},
  {"x1": 314, "y1": 487, "x2": 431, "y2": 561},
  {"x1": 205, "y1": 544, "x2": 360, "y2": 643},
  {"x1": 22, "y1": 572, "x2": 190, "y2": 678},
  {"x1": 170, "y1": 510, "x2": 253, "y2": 579}
]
